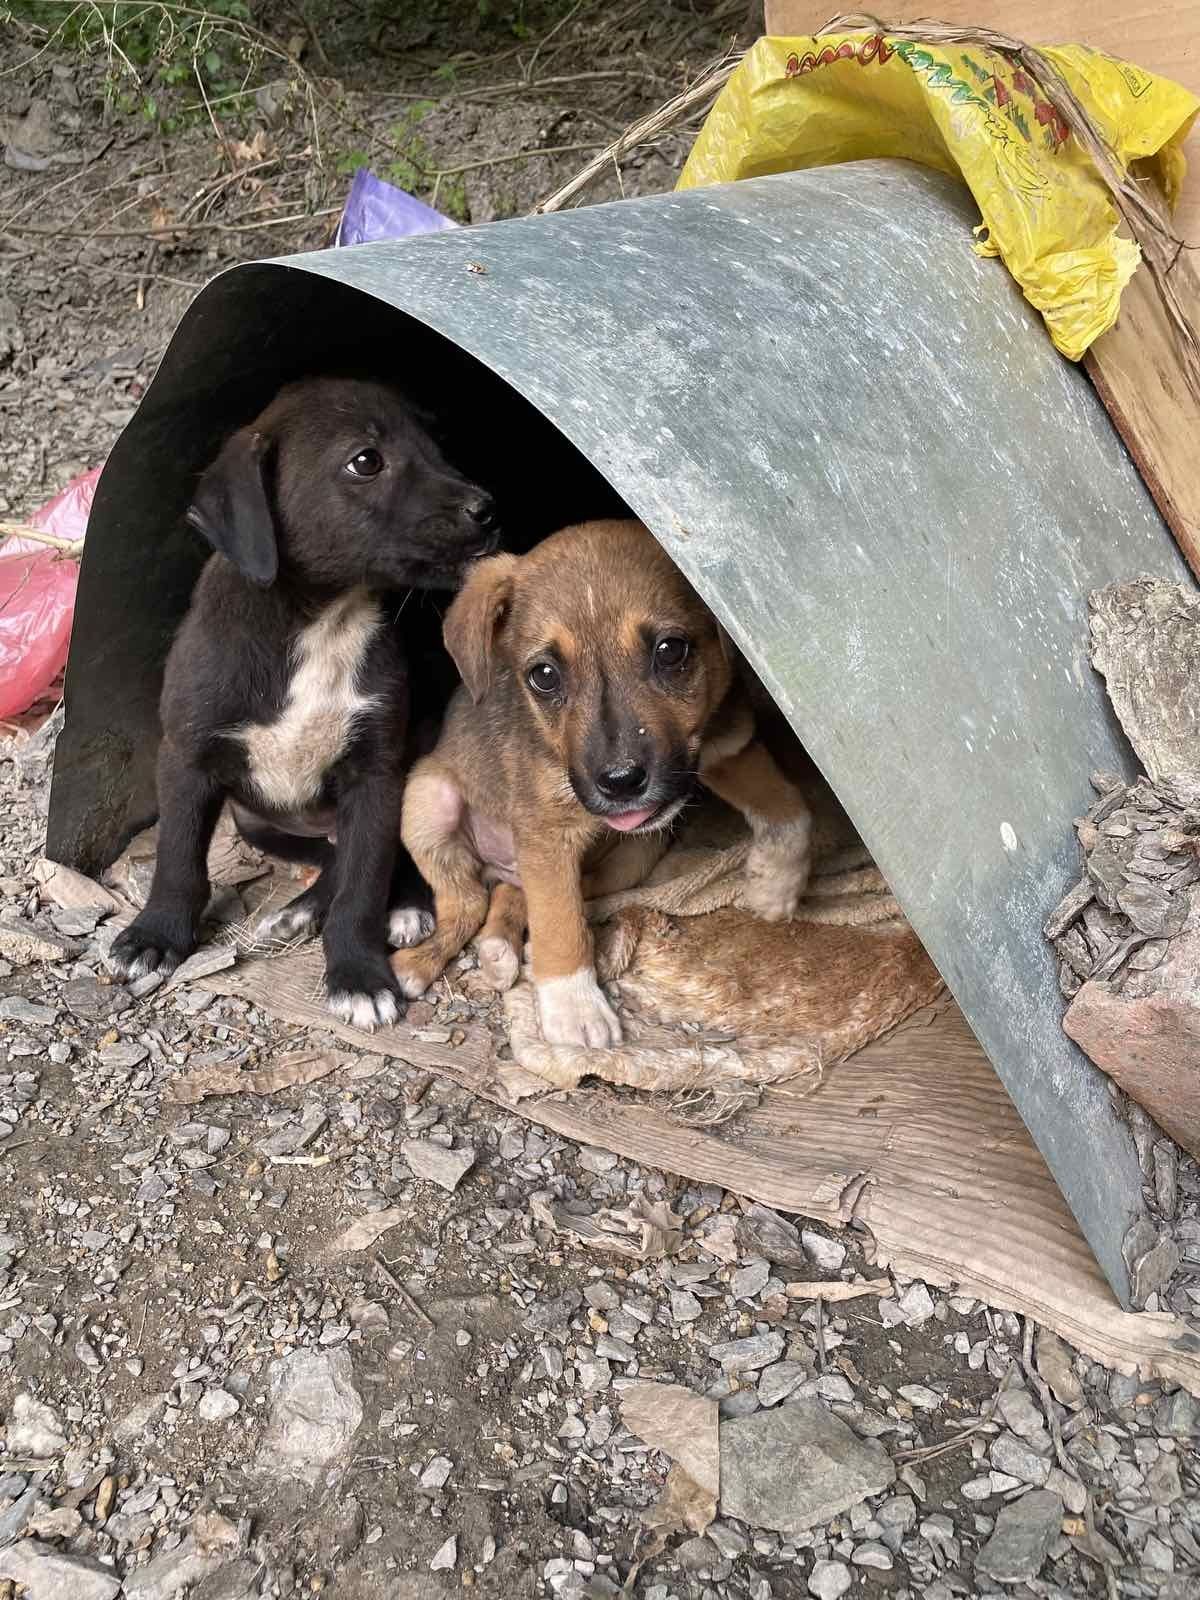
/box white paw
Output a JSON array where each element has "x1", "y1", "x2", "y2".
[
  {"x1": 477, "y1": 933, "x2": 519, "y2": 992},
  {"x1": 743, "y1": 858, "x2": 809, "y2": 921},
  {"x1": 327, "y1": 988, "x2": 400, "y2": 1031},
  {"x1": 536, "y1": 969, "x2": 622, "y2": 1048},
  {"x1": 255, "y1": 902, "x2": 320, "y2": 943},
  {"x1": 744, "y1": 814, "x2": 812, "y2": 923},
  {"x1": 388, "y1": 907, "x2": 435, "y2": 948}
]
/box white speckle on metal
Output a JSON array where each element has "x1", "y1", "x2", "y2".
[{"x1": 1000, "y1": 822, "x2": 1019, "y2": 853}]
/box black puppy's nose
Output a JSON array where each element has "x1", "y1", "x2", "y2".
[
  {"x1": 463, "y1": 491, "x2": 495, "y2": 524},
  {"x1": 595, "y1": 763, "x2": 648, "y2": 800}
]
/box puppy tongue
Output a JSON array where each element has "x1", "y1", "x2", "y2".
[{"x1": 605, "y1": 806, "x2": 657, "y2": 833}]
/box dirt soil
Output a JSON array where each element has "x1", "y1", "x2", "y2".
[{"x1": 1, "y1": 4, "x2": 1199, "y2": 1599}]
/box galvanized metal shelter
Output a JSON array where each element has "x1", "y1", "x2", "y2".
[{"x1": 48, "y1": 160, "x2": 1193, "y2": 1306}]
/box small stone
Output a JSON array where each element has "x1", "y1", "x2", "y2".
[
  {"x1": 402, "y1": 1137, "x2": 476, "y2": 1192},
  {"x1": 430, "y1": 1535, "x2": 457, "y2": 1571},
  {"x1": 975, "y1": 1490, "x2": 1063, "y2": 1584},
  {"x1": 0, "y1": 997, "x2": 57, "y2": 1027},
  {"x1": 731, "y1": 1260, "x2": 771, "y2": 1300},
  {"x1": 197, "y1": 1388, "x2": 239, "y2": 1422},
  {"x1": 0, "y1": 918, "x2": 78, "y2": 965},
  {"x1": 802, "y1": 1229, "x2": 847, "y2": 1272},
  {"x1": 814, "y1": 1374, "x2": 855, "y2": 1404},
  {"x1": 1147, "y1": 1453, "x2": 1182, "y2": 1505},
  {"x1": 122, "y1": 1521, "x2": 237, "y2": 1600},
  {"x1": 62, "y1": 976, "x2": 128, "y2": 1022},
  {"x1": 996, "y1": 1385, "x2": 1048, "y2": 1442},
  {"x1": 807, "y1": 1559, "x2": 851, "y2": 1600},
  {"x1": 758, "y1": 1361, "x2": 811, "y2": 1408},
  {"x1": 710, "y1": 1332, "x2": 784, "y2": 1374},
  {"x1": 0, "y1": 1540, "x2": 120, "y2": 1599},
  {"x1": 1157, "y1": 1390, "x2": 1197, "y2": 1437},
  {"x1": 895, "y1": 1282, "x2": 935, "y2": 1326},
  {"x1": 852, "y1": 1541, "x2": 893, "y2": 1570},
  {"x1": 165, "y1": 944, "x2": 237, "y2": 988},
  {"x1": 990, "y1": 1431, "x2": 1051, "y2": 1486},
  {"x1": 1035, "y1": 1330, "x2": 1082, "y2": 1408},
  {"x1": 5, "y1": 1394, "x2": 67, "y2": 1457},
  {"x1": 720, "y1": 1400, "x2": 895, "y2": 1534},
  {"x1": 420, "y1": 1455, "x2": 452, "y2": 1490},
  {"x1": 670, "y1": 1290, "x2": 702, "y2": 1322},
  {"x1": 898, "y1": 1384, "x2": 941, "y2": 1410}
]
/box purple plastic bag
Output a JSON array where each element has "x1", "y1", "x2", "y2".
[{"x1": 334, "y1": 167, "x2": 458, "y2": 247}]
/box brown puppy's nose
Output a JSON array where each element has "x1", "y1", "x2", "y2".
[{"x1": 595, "y1": 762, "x2": 648, "y2": 800}]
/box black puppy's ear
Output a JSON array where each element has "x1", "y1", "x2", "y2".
[
  {"x1": 443, "y1": 553, "x2": 518, "y2": 703},
  {"x1": 186, "y1": 429, "x2": 278, "y2": 586}
]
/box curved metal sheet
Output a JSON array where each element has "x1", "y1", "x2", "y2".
[{"x1": 51, "y1": 160, "x2": 1193, "y2": 1305}]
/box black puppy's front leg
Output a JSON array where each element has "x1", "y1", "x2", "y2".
[
  {"x1": 323, "y1": 773, "x2": 404, "y2": 1029},
  {"x1": 110, "y1": 741, "x2": 224, "y2": 979}
]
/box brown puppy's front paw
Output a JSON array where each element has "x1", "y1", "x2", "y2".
[
  {"x1": 390, "y1": 945, "x2": 445, "y2": 1000},
  {"x1": 535, "y1": 969, "x2": 622, "y2": 1048},
  {"x1": 477, "y1": 934, "x2": 520, "y2": 992},
  {"x1": 743, "y1": 818, "x2": 812, "y2": 923}
]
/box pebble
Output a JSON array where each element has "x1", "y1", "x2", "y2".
[
  {"x1": 430, "y1": 1534, "x2": 457, "y2": 1571},
  {"x1": 801, "y1": 1229, "x2": 847, "y2": 1272},
  {"x1": 402, "y1": 1137, "x2": 476, "y2": 1192},
  {"x1": 0, "y1": 1540, "x2": 120, "y2": 1599},
  {"x1": 852, "y1": 1540, "x2": 893, "y2": 1570},
  {"x1": 5, "y1": 1394, "x2": 67, "y2": 1456},
  {"x1": 420, "y1": 1455, "x2": 453, "y2": 1489},
  {"x1": 990, "y1": 1430, "x2": 1052, "y2": 1486},
  {"x1": 710, "y1": 1332, "x2": 784, "y2": 1374},
  {"x1": 0, "y1": 996, "x2": 57, "y2": 1026},
  {"x1": 758, "y1": 1361, "x2": 811, "y2": 1408},
  {"x1": 807, "y1": 1559, "x2": 851, "y2": 1600},
  {"x1": 975, "y1": 1489, "x2": 1063, "y2": 1584},
  {"x1": 197, "y1": 1388, "x2": 239, "y2": 1422},
  {"x1": 898, "y1": 1383, "x2": 941, "y2": 1410}
]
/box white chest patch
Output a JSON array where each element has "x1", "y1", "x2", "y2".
[{"x1": 236, "y1": 590, "x2": 383, "y2": 812}]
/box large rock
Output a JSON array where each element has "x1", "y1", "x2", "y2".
[
  {"x1": 1065, "y1": 961, "x2": 1200, "y2": 1160},
  {"x1": 0, "y1": 1540, "x2": 120, "y2": 1600},
  {"x1": 719, "y1": 1399, "x2": 895, "y2": 1534},
  {"x1": 975, "y1": 1490, "x2": 1063, "y2": 1584},
  {"x1": 256, "y1": 1347, "x2": 363, "y2": 1486}
]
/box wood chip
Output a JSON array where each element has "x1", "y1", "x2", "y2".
[
  {"x1": 785, "y1": 1277, "x2": 892, "y2": 1303},
  {"x1": 165, "y1": 1049, "x2": 343, "y2": 1105}
]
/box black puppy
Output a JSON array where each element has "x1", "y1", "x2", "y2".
[{"x1": 109, "y1": 375, "x2": 497, "y2": 1026}]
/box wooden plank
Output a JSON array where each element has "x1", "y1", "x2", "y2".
[{"x1": 763, "y1": 3, "x2": 1200, "y2": 573}]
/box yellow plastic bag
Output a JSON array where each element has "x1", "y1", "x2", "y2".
[{"x1": 678, "y1": 34, "x2": 1199, "y2": 360}]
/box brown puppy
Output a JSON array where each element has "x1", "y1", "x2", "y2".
[{"x1": 393, "y1": 519, "x2": 813, "y2": 1046}]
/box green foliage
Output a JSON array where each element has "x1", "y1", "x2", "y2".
[{"x1": 6, "y1": 0, "x2": 270, "y2": 131}]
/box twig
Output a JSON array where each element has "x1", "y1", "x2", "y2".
[
  {"x1": 814, "y1": 1294, "x2": 826, "y2": 1371},
  {"x1": 821, "y1": 13, "x2": 1200, "y2": 400},
  {"x1": 431, "y1": 141, "x2": 604, "y2": 183},
  {"x1": 0, "y1": 522, "x2": 83, "y2": 556},
  {"x1": 533, "y1": 48, "x2": 742, "y2": 214},
  {"x1": 522, "y1": 0, "x2": 590, "y2": 82},
  {"x1": 10, "y1": 207, "x2": 339, "y2": 240},
  {"x1": 372, "y1": 1254, "x2": 436, "y2": 1328}
]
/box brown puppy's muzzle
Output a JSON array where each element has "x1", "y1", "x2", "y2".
[{"x1": 570, "y1": 741, "x2": 696, "y2": 834}]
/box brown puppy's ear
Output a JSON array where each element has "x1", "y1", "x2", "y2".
[
  {"x1": 186, "y1": 429, "x2": 278, "y2": 587},
  {"x1": 444, "y1": 553, "x2": 518, "y2": 703}
]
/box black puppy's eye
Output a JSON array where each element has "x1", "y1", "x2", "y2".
[
  {"x1": 654, "y1": 636, "x2": 689, "y2": 670},
  {"x1": 345, "y1": 448, "x2": 384, "y2": 479},
  {"x1": 527, "y1": 661, "x2": 561, "y2": 697}
]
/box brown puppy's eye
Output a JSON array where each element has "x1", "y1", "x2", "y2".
[
  {"x1": 654, "y1": 636, "x2": 689, "y2": 670},
  {"x1": 527, "y1": 661, "x2": 561, "y2": 697},
  {"x1": 345, "y1": 448, "x2": 383, "y2": 479}
]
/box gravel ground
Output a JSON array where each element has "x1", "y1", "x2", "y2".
[{"x1": 1, "y1": 4, "x2": 1200, "y2": 1596}]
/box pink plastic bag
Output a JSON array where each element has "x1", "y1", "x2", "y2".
[{"x1": 0, "y1": 466, "x2": 102, "y2": 721}]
